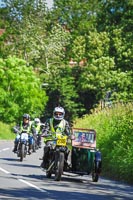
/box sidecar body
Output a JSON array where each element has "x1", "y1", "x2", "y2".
[{"x1": 69, "y1": 128, "x2": 102, "y2": 182}]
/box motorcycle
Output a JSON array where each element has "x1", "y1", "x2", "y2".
[
  {"x1": 42, "y1": 128, "x2": 102, "y2": 182},
  {"x1": 13, "y1": 127, "x2": 29, "y2": 162},
  {"x1": 17, "y1": 130, "x2": 29, "y2": 161},
  {"x1": 43, "y1": 132, "x2": 69, "y2": 181},
  {"x1": 32, "y1": 129, "x2": 41, "y2": 152}
]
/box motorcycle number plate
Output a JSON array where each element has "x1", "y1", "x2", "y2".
[{"x1": 57, "y1": 138, "x2": 66, "y2": 146}]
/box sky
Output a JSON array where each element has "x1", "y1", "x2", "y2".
[
  {"x1": 46, "y1": 0, "x2": 53, "y2": 9},
  {"x1": 0, "y1": 0, "x2": 54, "y2": 9}
]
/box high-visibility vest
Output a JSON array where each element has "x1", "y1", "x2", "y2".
[
  {"x1": 44, "y1": 118, "x2": 66, "y2": 142},
  {"x1": 50, "y1": 118, "x2": 66, "y2": 133},
  {"x1": 32, "y1": 122, "x2": 41, "y2": 132},
  {"x1": 20, "y1": 121, "x2": 31, "y2": 133}
]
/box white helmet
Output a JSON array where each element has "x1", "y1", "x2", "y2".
[
  {"x1": 53, "y1": 107, "x2": 65, "y2": 121},
  {"x1": 34, "y1": 118, "x2": 40, "y2": 124}
]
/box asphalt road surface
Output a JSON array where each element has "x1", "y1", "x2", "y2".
[{"x1": 0, "y1": 140, "x2": 132, "y2": 200}]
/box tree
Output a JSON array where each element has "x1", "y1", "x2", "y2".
[
  {"x1": 42, "y1": 65, "x2": 82, "y2": 121},
  {"x1": 71, "y1": 35, "x2": 86, "y2": 64},
  {"x1": 1, "y1": 0, "x2": 132, "y2": 121},
  {"x1": 53, "y1": 0, "x2": 100, "y2": 34},
  {"x1": 2, "y1": 1, "x2": 71, "y2": 71},
  {"x1": 97, "y1": 0, "x2": 133, "y2": 71},
  {"x1": 0, "y1": 56, "x2": 48, "y2": 122},
  {"x1": 52, "y1": 0, "x2": 101, "y2": 60}
]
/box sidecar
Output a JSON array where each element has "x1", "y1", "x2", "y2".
[{"x1": 69, "y1": 128, "x2": 102, "y2": 182}]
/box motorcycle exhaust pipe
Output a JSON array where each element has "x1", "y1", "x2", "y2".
[{"x1": 47, "y1": 161, "x2": 54, "y2": 172}]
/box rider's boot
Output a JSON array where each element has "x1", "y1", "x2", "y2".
[
  {"x1": 39, "y1": 142, "x2": 42, "y2": 148},
  {"x1": 12, "y1": 143, "x2": 18, "y2": 153},
  {"x1": 40, "y1": 155, "x2": 48, "y2": 169},
  {"x1": 38, "y1": 136, "x2": 42, "y2": 148},
  {"x1": 28, "y1": 144, "x2": 32, "y2": 155},
  {"x1": 40, "y1": 153, "x2": 45, "y2": 168}
]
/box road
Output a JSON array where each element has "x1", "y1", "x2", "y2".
[{"x1": 0, "y1": 140, "x2": 132, "y2": 200}]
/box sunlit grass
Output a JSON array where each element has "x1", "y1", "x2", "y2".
[
  {"x1": 0, "y1": 122, "x2": 14, "y2": 140},
  {"x1": 74, "y1": 102, "x2": 133, "y2": 184}
]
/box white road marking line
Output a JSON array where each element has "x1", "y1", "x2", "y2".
[
  {"x1": 0, "y1": 196, "x2": 13, "y2": 199},
  {"x1": 3, "y1": 148, "x2": 10, "y2": 151},
  {"x1": 0, "y1": 167, "x2": 10, "y2": 174},
  {"x1": 0, "y1": 168, "x2": 48, "y2": 194},
  {"x1": 0, "y1": 148, "x2": 10, "y2": 152},
  {"x1": 19, "y1": 179, "x2": 47, "y2": 193}
]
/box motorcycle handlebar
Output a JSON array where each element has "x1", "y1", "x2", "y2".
[
  {"x1": 41, "y1": 132, "x2": 67, "y2": 139},
  {"x1": 13, "y1": 128, "x2": 29, "y2": 135}
]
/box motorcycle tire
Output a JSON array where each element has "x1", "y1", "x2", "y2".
[
  {"x1": 46, "y1": 170, "x2": 52, "y2": 178},
  {"x1": 92, "y1": 172, "x2": 99, "y2": 182},
  {"x1": 32, "y1": 141, "x2": 36, "y2": 153},
  {"x1": 24, "y1": 145, "x2": 27, "y2": 158},
  {"x1": 54, "y1": 152, "x2": 64, "y2": 181},
  {"x1": 17, "y1": 144, "x2": 20, "y2": 157},
  {"x1": 92, "y1": 161, "x2": 100, "y2": 182},
  {"x1": 20, "y1": 143, "x2": 25, "y2": 162}
]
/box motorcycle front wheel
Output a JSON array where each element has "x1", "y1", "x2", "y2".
[
  {"x1": 32, "y1": 140, "x2": 36, "y2": 152},
  {"x1": 20, "y1": 143, "x2": 25, "y2": 162},
  {"x1": 55, "y1": 152, "x2": 64, "y2": 181},
  {"x1": 46, "y1": 170, "x2": 52, "y2": 178}
]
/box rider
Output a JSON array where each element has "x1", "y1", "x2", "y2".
[
  {"x1": 12, "y1": 113, "x2": 33, "y2": 154},
  {"x1": 31, "y1": 118, "x2": 43, "y2": 148},
  {"x1": 40, "y1": 106, "x2": 71, "y2": 168}
]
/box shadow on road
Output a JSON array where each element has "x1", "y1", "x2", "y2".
[
  {"x1": 0, "y1": 157, "x2": 19, "y2": 162},
  {"x1": 0, "y1": 157, "x2": 40, "y2": 169},
  {"x1": 0, "y1": 184, "x2": 132, "y2": 200}
]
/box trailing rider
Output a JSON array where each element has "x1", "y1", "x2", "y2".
[{"x1": 12, "y1": 113, "x2": 33, "y2": 154}]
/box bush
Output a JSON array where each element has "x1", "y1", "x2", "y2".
[
  {"x1": 74, "y1": 102, "x2": 133, "y2": 184},
  {"x1": 0, "y1": 121, "x2": 14, "y2": 140}
]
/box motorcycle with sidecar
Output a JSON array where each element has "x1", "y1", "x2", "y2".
[{"x1": 42, "y1": 128, "x2": 102, "y2": 182}]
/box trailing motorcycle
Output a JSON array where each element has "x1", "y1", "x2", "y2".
[
  {"x1": 17, "y1": 130, "x2": 29, "y2": 161},
  {"x1": 32, "y1": 129, "x2": 42, "y2": 152},
  {"x1": 42, "y1": 132, "x2": 69, "y2": 181},
  {"x1": 13, "y1": 127, "x2": 29, "y2": 162}
]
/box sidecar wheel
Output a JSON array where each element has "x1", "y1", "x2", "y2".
[
  {"x1": 92, "y1": 172, "x2": 99, "y2": 182},
  {"x1": 92, "y1": 160, "x2": 101, "y2": 182}
]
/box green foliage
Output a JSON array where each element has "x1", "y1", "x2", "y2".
[
  {"x1": 0, "y1": 0, "x2": 132, "y2": 121},
  {"x1": 74, "y1": 103, "x2": 133, "y2": 184},
  {"x1": 87, "y1": 31, "x2": 110, "y2": 59},
  {"x1": 0, "y1": 56, "x2": 48, "y2": 123},
  {"x1": 43, "y1": 65, "x2": 81, "y2": 121},
  {"x1": 2, "y1": 0, "x2": 48, "y2": 65},
  {"x1": 71, "y1": 36, "x2": 86, "y2": 63},
  {"x1": 79, "y1": 56, "x2": 115, "y2": 90},
  {"x1": 1, "y1": 1, "x2": 71, "y2": 70},
  {"x1": 97, "y1": 0, "x2": 133, "y2": 71},
  {"x1": 53, "y1": 0, "x2": 99, "y2": 34},
  {"x1": 0, "y1": 121, "x2": 14, "y2": 139}
]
